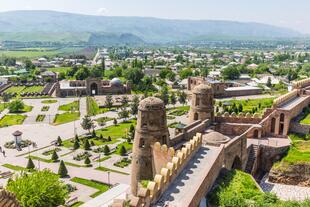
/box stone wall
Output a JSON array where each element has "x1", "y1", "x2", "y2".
[
  {"x1": 224, "y1": 131, "x2": 247, "y2": 170},
  {"x1": 289, "y1": 121, "x2": 310, "y2": 135},
  {"x1": 129, "y1": 134, "x2": 203, "y2": 207}
]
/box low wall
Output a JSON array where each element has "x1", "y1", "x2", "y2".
[
  {"x1": 289, "y1": 121, "x2": 310, "y2": 135},
  {"x1": 215, "y1": 122, "x2": 252, "y2": 136}
]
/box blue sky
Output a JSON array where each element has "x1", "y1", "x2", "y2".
[{"x1": 0, "y1": 0, "x2": 309, "y2": 33}]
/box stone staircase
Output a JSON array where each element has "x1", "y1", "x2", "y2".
[{"x1": 245, "y1": 144, "x2": 258, "y2": 174}]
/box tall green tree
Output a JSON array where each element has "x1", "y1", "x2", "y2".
[
  {"x1": 170, "y1": 92, "x2": 177, "y2": 107},
  {"x1": 81, "y1": 115, "x2": 94, "y2": 134},
  {"x1": 130, "y1": 95, "x2": 139, "y2": 117},
  {"x1": 105, "y1": 95, "x2": 113, "y2": 109}
]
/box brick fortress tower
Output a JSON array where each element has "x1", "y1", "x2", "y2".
[
  {"x1": 131, "y1": 97, "x2": 170, "y2": 195},
  {"x1": 189, "y1": 83, "x2": 214, "y2": 123}
]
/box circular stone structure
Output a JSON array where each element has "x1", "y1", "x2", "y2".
[
  {"x1": 131, "y1": 97, "x2": 170, "y2": 195},
  {"x1": 204, "y1": 131, "x2": 230, "y2": 146},
  {"x1": 189, "y1": 83, "x2": 214, "y2": 123}
]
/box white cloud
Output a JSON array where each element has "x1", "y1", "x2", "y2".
[
  {"x1": 25, "y1": 5, "x2": 33, "y2": 10},
  {"x1": 97, "y1": 7, "x2": 108, "y2": 16}
]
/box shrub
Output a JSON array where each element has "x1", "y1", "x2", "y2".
[
  {"x1": 58, "y1": 161, "x2": 68, "y2": 178},
  {"x1": 57, "y1": 136, "x2": 63, "y2": 146},
  {"x1": 51, "y1": 150, "x2": 59, "y2": 162},
  {"x1": 26, "y1": 157, "x2": 35, "y2": 169},
  {"x1": 103, "y1": 145, "x2": 110, "y2": 155},
  {"x1": 73, "y1": 139, "x2": 80, "y2": 150},
  {"x1": 120, "y1": 146, "x2": 127, "y2": 156},
  {"x1": 84, "y1": 139, "x2": 91, "y2": 150},
  {"x1": 84, "y1": 157, "x2": 91, "y2": 166}
]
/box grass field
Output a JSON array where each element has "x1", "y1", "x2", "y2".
[
  {"x1": 167, "y1": 105, "x2": 190, "y2": 116},
  {"x1": 4, "y1": 86, "x2": 25, "y2": 94},
  {"x1": 41, "y1": 99, "x2": 58, "y2": 104},
  {"x1": 208, "y1": 170, "x2": 310, "y2": 206},
  {"x1": 62, "y1": 120, "x2": 136, "y2": 148},
  {"x1": 47, "y1": 67, "x2": 71, "y2": 74},
  {"x1": 21, "y1": 86, "x2": 44, "y2": 93},
  {"x1": 2, "y1": 164, "x2": 27, "y2": 171},
  {"x1": 114, "y1": 142, "x2": 133, "y2": 155},
  {"x1": 0, "y1": 114, "x2": 26, "y2": 127},
  {"x1": 59, "y1": 101, "x2": 79, "y2": 112},
  {"x1": 95, "y1": 166, "x2": 129, "y2": 175},
  {"x1": 0, "y1": 103, "x2": 6, "y2": 112},
  {"x1": 70, "y1": 177, "x2": 110, "y2": 198},
  {"x1": 96, "y1": 120, "x2": 136, "y2": 140},
  {"x1": 300, "y1": 108, "x2": 310, "y2": 125},
  {"x1": 4, "y1": 86, "x2": 44, "y2": 95},
  {"x1": 300, "y1": 114, "x2": 310, "y2": 125},
  {"x1": 53, "y1": 112, "x2": 80, "y2": 125},
  {"x1": 217, "y1": 97, "x2": 274, "y2": 114},
  {"x1": 273, "y1": 133, "x2": 310, "y2": 172}
]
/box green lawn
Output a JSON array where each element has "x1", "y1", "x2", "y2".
[
  {"x1": 0, "y1": 114, "x2": 26, "y2": 127},
  {"x1": 114, "y1": 142, "x2": 133, "y2": 155},
  {"x1": 0, "y1": 103, "x2": 6, "y2": 112},
  {"x1": 300, "y1": 108, "x2": 310, "y2": 125},
  {"x1": 21, "y1": 86, "x2": 44, "y2": 93},
  {"x1": 70, "y1": 201, "x2": 84, "y2": 207},
  {"x1": 0, "y1": 50, "x2": 61, "y2": 58},
  {"x1": 96, "y1": 120, "x2": 136, "y2": 140},
  {"x1": 4, "y1": 86, "x2": 25, "y2": 94},
  {"x1": 95, "y1": 166, "x2": 129, "y2": 175},
  {"x1": 2, "y1": 164, "x2": 27, "y2": 171},
  {"x1": 53, "y1": 112, "x2": 80, "y2": 125},
  {"x1": 63, "y1": 120, "x2": 136, "y2": 148},
  {"x1": 47, "y1": 67, "x2": 71, "y2": 74},
  {"x1": 167, "y1": 105, "x2": 190, "y2": 116},
  {"x1": 208, "y1": 170, "x2": 310, "y2": 206},
  {"x1": 87, "y1": 97, "x2": 113, "y2": 116},
  {"x1": 4, "y1": 86, "x2": 43, "y2": 95},
  {"x1": 70, "y1": 177, "x2": 110, "y2": 198},
  {"x1": 300, "y1": 114, "x2": 310, "y2": 125},
  {"x1": 273, "y1": 133, "x2": 310, "y2": 172},
  {"x1": 217, "y1": 97, "x2": 274, "y2": 114},
  {"x1": 59, "y1": 101, "x2": 80, "y2": 112},
  {"x1": 41, "y1": 99, "x2": 58, "y2": 104}
]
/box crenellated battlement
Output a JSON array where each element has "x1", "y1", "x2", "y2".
[
  {"x1": 273, "y1": 89, "x2": 298, "y2": 107},
  {"x1": 129, "y1": 133, "x2": 203, "y2": 207},
  {"x1": 293, "y1": 78, "x2": 310, "y2": 89},
  {"x1": 215, "y1": 111, "x2": 262, "y2": 124}
]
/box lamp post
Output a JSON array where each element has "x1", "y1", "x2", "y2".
[{"x1": 107, "y1": 171, "x2": 110, "y2": 186}]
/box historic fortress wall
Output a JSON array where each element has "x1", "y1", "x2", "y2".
[{"x1": 130, "y1": 134, "x2": 203, "y2": 207}]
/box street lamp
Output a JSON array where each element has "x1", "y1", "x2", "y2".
[{"x1": 107, "y1": 171, "x2": 110, "y2": 185}]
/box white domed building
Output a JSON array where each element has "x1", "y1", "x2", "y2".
[{"x1": 56, "y1": 77, "x2": 131, "y2": 97}]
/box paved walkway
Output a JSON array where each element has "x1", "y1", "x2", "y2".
[
  {"x1": 260, "y1": 174, "x2": 310, "y2": 201},
  {"x1": 155, "y1": 146, "x2": 222, "y2": 207}
]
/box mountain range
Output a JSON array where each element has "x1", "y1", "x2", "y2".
[{"x1": 0, "y1": 10, "x2": 304, "y2": 44}]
